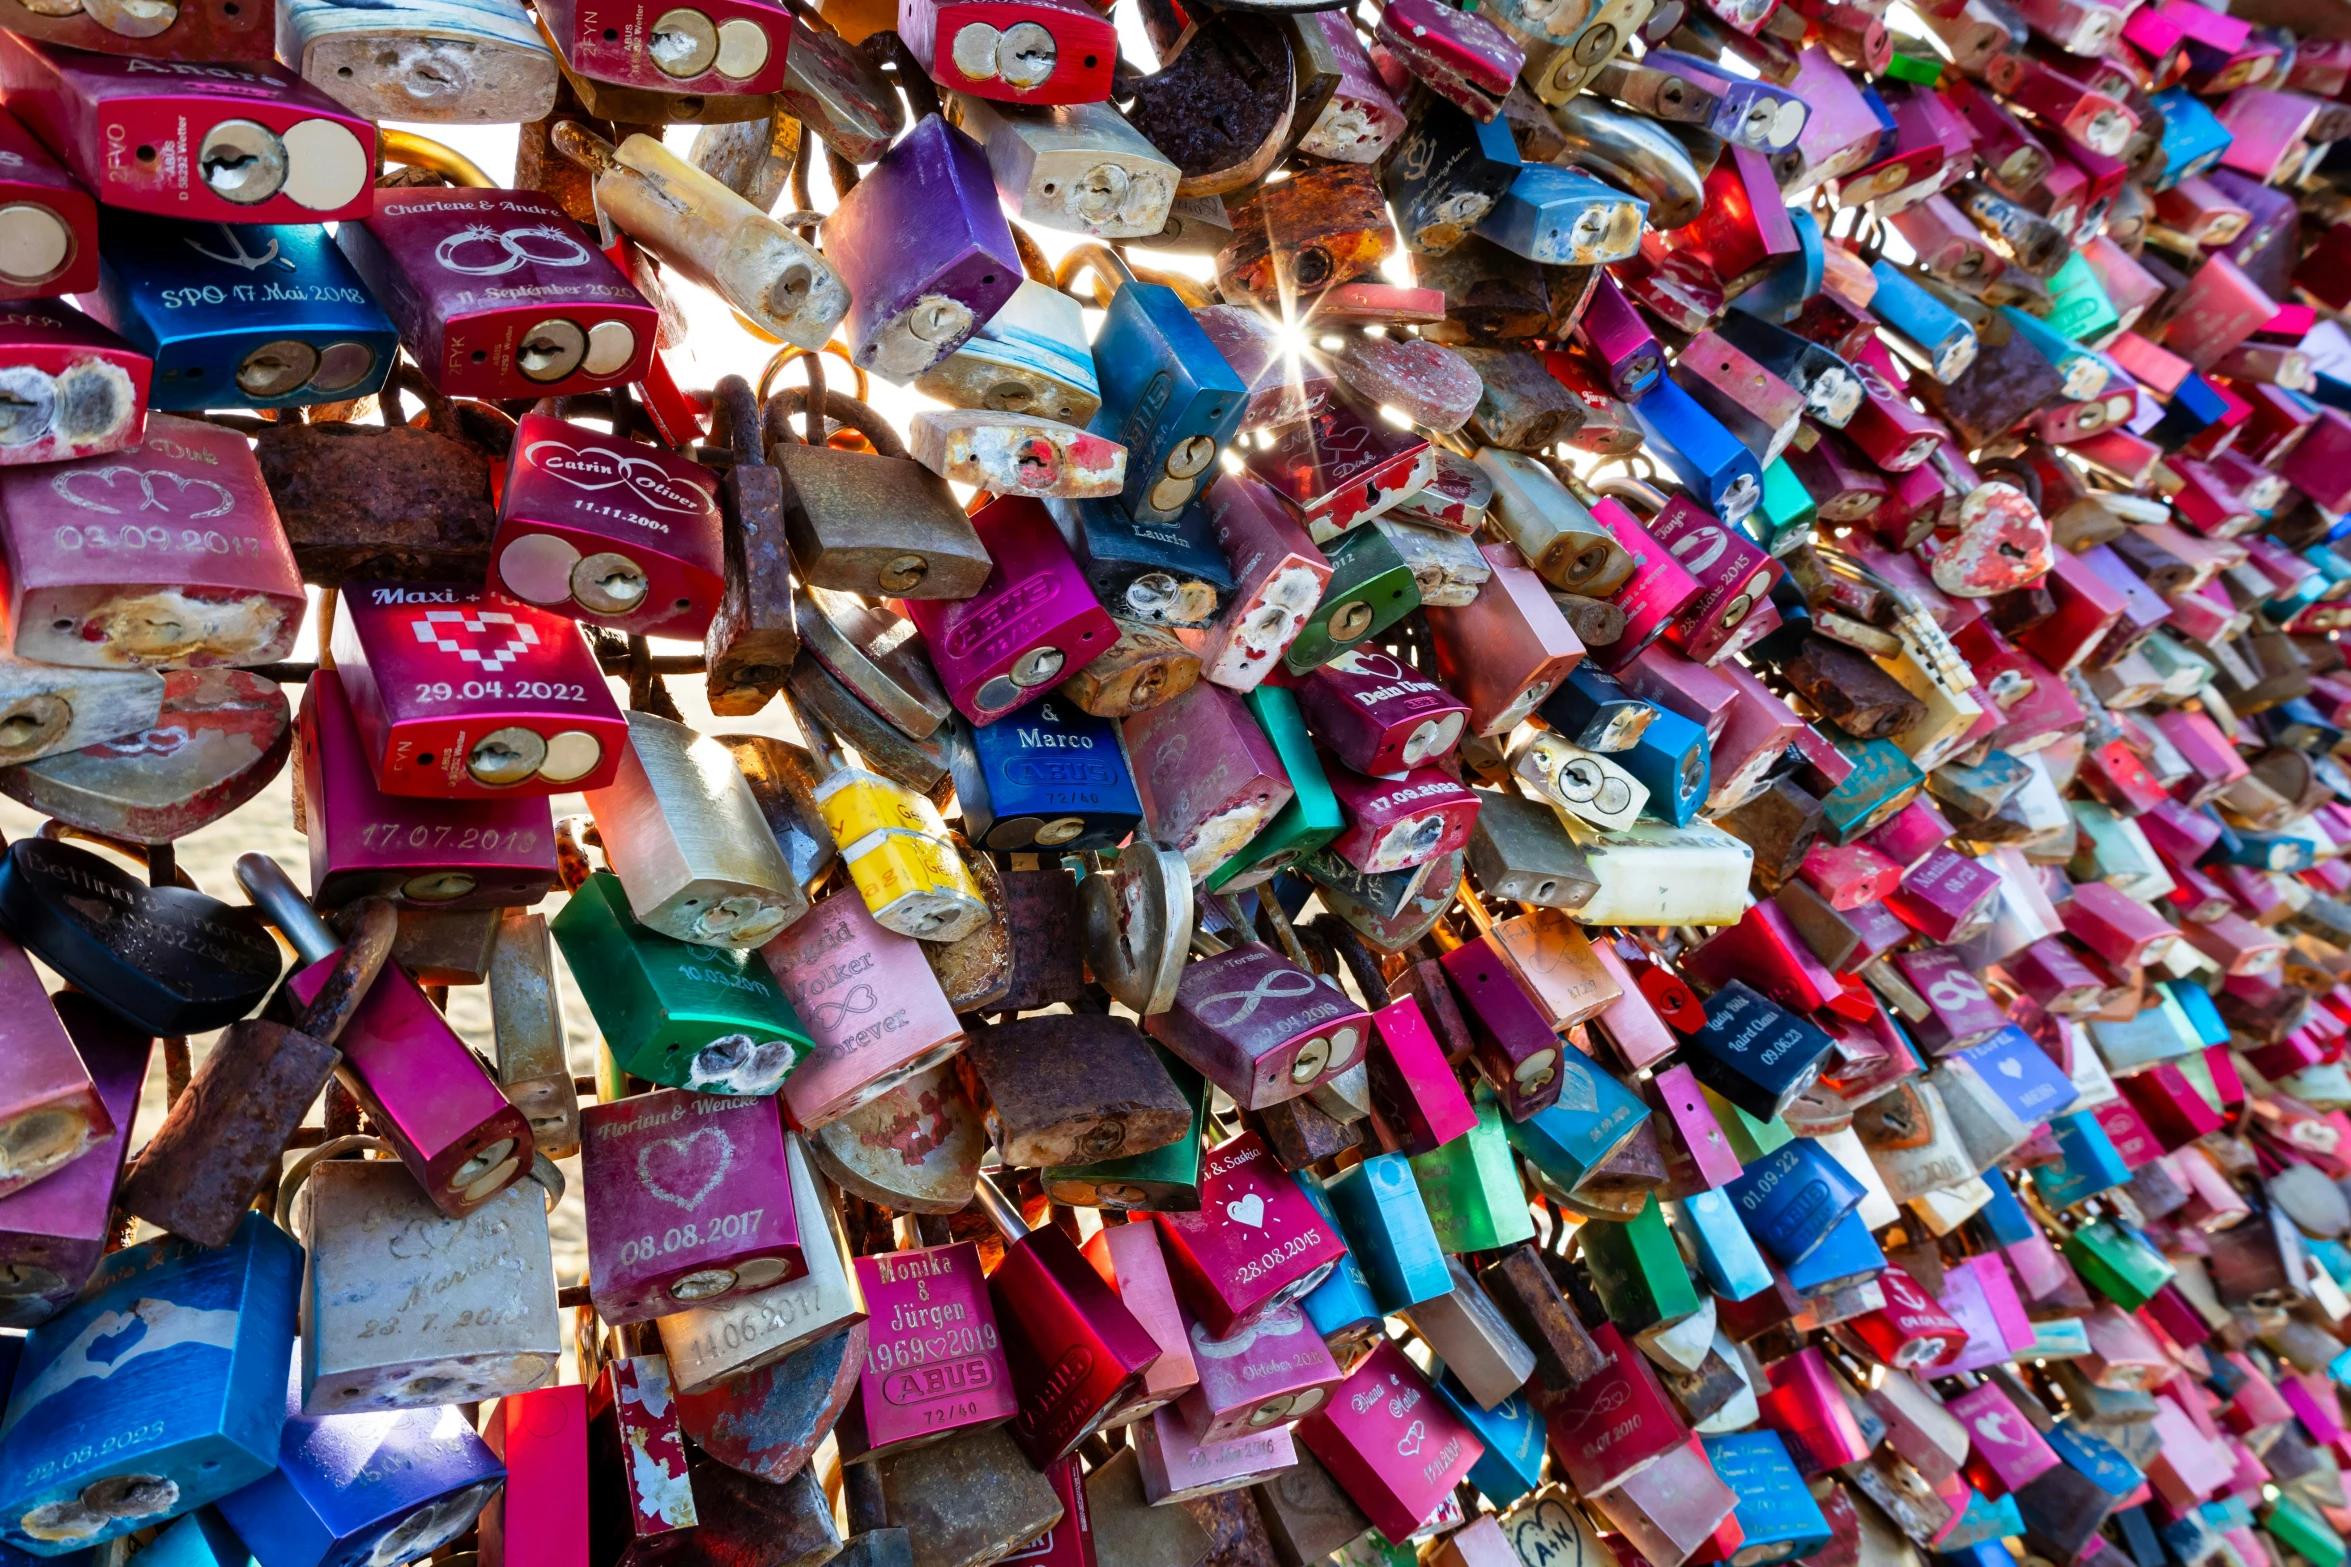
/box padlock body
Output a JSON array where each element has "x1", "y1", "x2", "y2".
[
  {"x1": 0, "y1": 413, "x2": 302, "y2": 669},
  {"x1": 300, "y1": 670, "x2": 558, "y2": 911},
  {"x1": 0, "y1": 1210, "x2": 300, "y2": 1553},
  {"x1": 0, "y1": 993, "x2": 146, "y2": 1329},
  {"x1": 89, "y1": 215, "x2": 395, "y2": 414},
  {"x1": 552, "y1": 871, "x2": 811, "y2": 1096},
  {"x1": 495, "y1": 413, "x2": 724, "y2": 639},
  {"x1": 1147, "y1": 942, "x2": 1369, "y2": 1111},
  {"x1": 0, "y1": 112, "x2": 96, "y2": 302},
  {"x1": 0, "y1": 39, "x2": 375, "y2": 225},
  {"x1": 0, "y1": 300, "x2": 147, "y2": 469},
  {"x1": 583, "y1": 1089, "x2": 804, "y2": 1323},
  {"x1": 285, "y1": 952, "x2": 538, "y2": 1217},
  {"x1": 760, "y1": 886, "x2": 964, "y2": 1129},
  {"x1": 844, "y1": 1241, "x2": 1018, "y2": 1460},
  {"x1": 906, "y1": 496, "x2": 1116, "y2": 725},
  {"x1": 536, "y1": 0, "x2": 794, "y2": 93},
  {"x1": 1153, "y1": 1131, "x2": 1348, "y2": 1338},
  {"x1": 330, "y1": 581, "x2": 627, "y2": 799},
  {"x1": 336, "y1": 189, "x2": 655, "y2": 401},
  {"x1": 946, "y1": 692, "x2": 1143, "y2": 852},
  {"x1": 1086, "y1": 282, "x2": 1248, "y2": 526}
]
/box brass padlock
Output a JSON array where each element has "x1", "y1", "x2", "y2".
[
  {"x1": 771, "y1": 388, "x2": 993, "y2": 600},
  {"x1": 488, "y1": 908, "x2": 580, "y2": 1162}
]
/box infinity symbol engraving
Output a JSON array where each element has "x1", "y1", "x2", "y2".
[
  {"x1": 1196, "y1": 968, "x2": 1318, "y2": 1027},
  {"x1": 811, "y1": 984, "x2": 879, "y2": 1030}
]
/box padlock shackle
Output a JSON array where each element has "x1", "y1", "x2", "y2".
[
  {"x1": 714, "y1": 375, "x2": 762, "y2": 461},
  {"x1": 548, "y1": 119, "x2": 623, "y2": 177},
  {"x1": 236, "y1": 852, "x2": 340, "y2": 966},
  {"x1": 775, "y1": 685, "x2": 850, "y2": 778},
  {"x1": 377, "y1": 128, "x2": 496, "y2": 190},
  {"x1": 971, "y1": 1169, "x2": 1030, "y2": 1240}
]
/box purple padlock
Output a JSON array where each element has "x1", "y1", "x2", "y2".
[
  {"x1": 1322, "y1": 759, "x2": 1480, "y2": 875},
  {"x1": 1294, "y1": 648, "x2": 1471, "y2": 776}
]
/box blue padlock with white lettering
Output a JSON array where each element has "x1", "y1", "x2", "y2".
[
  {"x1": 0, "y1": 1209, "x2": 301, "y2": 1555},
  {"x1": 85, "y1": 215, "x2": 396, "y2": 414},
  {"x1": 1320, "y1": 1150, "x2": 1451, "y2": 1315},
  {"x1": 1702, "y1": 1431, "x2": 1831, "y2": 1565},
  {"x1": 1048, "y1": 496, "x2": 1238, "y2": 631},
  {"x1": 1619, "y1": 705, "x2": 1710, "y2": 827},
  {"x1": 1783, "y1": 1209, "x2": 1886, "y2": 1295},
  {"x1": 2044, "y1": 1420, "x2": 2143, "y2": 1505},
  {"x1": 1667, "y1": 1190, "x2": 1775, "y2": 1301},
  {"x1": 2150, "y1": 88, "x2": 2232, "y2": 190},
  {"x1": 214, "y1": 1366, "x2": 504, "y2": 1567},
  {"x1": 1431, "y1": 1370, "x2": 1544, "y2": 1507},
  {"x1": 944, "y1": 692, "x2": 1143, "y2": 853},
  {"x1": 1474, "y1": 165, "x2": 1646, "y2": 266},
  {"x1": 2029, "y1": 1109, "x2": 2131, "y2": 1210},
  {"x1": 1504, "y1": 1056, "x2": 1650, "y2": 1193},
  {"x1": 1084, "y1": 253, "x2": 1247, "y2": 527},
  {"x1": 1629, "y1": 376, "x2": 1765, "y2": 527},
  {"x1": 1727, "y1": 1138, "x2": 1867, "y2": 1268}
]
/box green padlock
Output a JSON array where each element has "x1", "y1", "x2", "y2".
[
  {"x1": 1699, "y1": 1084, "x2": 1793, "y2": 1163},
  {"x1": 2062, "y1": 1217, "x2": 2176, "y2": 1310},
  {"x1": 1285, "y1": 525, "x2": 1423, "y2": 673},
  {"x1": 1411, "y1": 1087, "x2": 1538, "y2": 1253},
  {"x1": 1206, "y1": 686, "x2": 1344, "y2": 893},
  {"x1": 552, "y1": 869, "x2": 811, "y2": 1096},
  {"x1": 1757, "y1": 456, "x2": 1817, "y2": 557},
  {"x1": 2267, "y1": 1494, "x2": 2347, "y2": 1567},
  {"x1": 1577, "y1": 1192, "x2": 1702, "y2": 1346},
  {"x1": 1043, "y1": 1044, "x2": 1207, "y2": 1212}
]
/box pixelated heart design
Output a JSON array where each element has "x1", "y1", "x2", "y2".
[
  {"x1": 638, "y1": 1127, "x2": 734, "y2": 1211},
  {"x1": 411, "y1": 609, "x2": 542, "y2": 675},
  {"x1": 1226, "y1": 1191, "x2": 1267, "y2": 1228}
]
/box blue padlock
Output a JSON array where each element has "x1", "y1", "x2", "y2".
[
  {"x1": 1869, "y1": 262, "x2": 1979, "y2": 384},
  {"x1": 1726, "y1": 207, "x2": 1825, "y2": 325},
  {"x1": 213, "y1": 1370, "x2": 503, "y2": 1567},
  {"x1": 1320, "y1": 1150, "x2": 1452, "y2": 1315},
  {"x1": 1727, "y1": 1138, "x2": 1868, "y2": 1268},
  {"x1": 1293, "y1": 1173, "x2": 1383, "y2": 1360},
  {"x1": 2150, "y1": 87, "x2": 2233, "y2": 190},
  {"x1": 1619, "y1": 705, "x2": 1710, "y2": 826},
  {"x1": 1504, "y1": 1055, "x2": 1650, "y2": 1192},
  {"x1": 0, "y1": 1209, "x2": 301, "y2": 1554},
  {"x1": 1382, "y1": 97, "x2": 1522, "y2": 256},
  {"x1": 2162, "y1": 980, "x2": 2230, "y2": 1047},
  {"x1": 944, "y1": 692, "x2": 1143, "y2": 853},
  {"x1": 1629, "y1": 375, "x2": 1765, "y2": 526},
  {"x1": 1048, "y1": 495, "x2": 1237, "y2": 630},
  {"x1": 86, "y1": 215, "x2": 395, "y2": 414},
  {"x1": 1781, "y1": 1209, "x2": 1886, "y2": 1295},
  {"x1": 1975, "y1": 1169, "x2": 2037, "y2": 1248},
  {"x1": 1474, "y1": 164, "x2": 1646, "y2": 266},
  {"x1": 2030, "y1": 1109, "x2": 2132, "y2": 1209},
  {"x1": 1084, "y1": 254, "x2": 1247, "y2": 526},
  {"x1": 1667, "y1": 1189, "x2": 1775, "y2": 1301},
  {"x1": 1702, "y1": 1431, "x2": 1832, "y2": 1565},
  {"x1": 134, "y1": 1511, "x2": 248, "y2": 1567},
  {"x1": 2044, "y1": 1420, "x2": 2144, "y2": 1503},
  {"x1": 1431, "y1": 1371, "x2": 1545, "y2": 1507}
]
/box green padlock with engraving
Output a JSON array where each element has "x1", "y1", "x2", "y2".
[{"x1": 1410, "y1": 1086, "x2": 1538, "y2": 1253}]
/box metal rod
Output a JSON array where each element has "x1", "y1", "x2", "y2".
[{"x1": 235, "y1": 853, "x2": 340, "y2": 965}]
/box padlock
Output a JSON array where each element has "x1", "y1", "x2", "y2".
[
  {"x1": 1173, "y1": 473, "x2": 1327, "y2": 694},
  {"x1": 1067, "y1": 252, "x2": 1246, "y2": 530},
  {"x1": 0, "y1": 298, "x2": 148, "y2": 470},
  {"x1": 492, "y1": 410, "x2": 724, "y2": 638},
  {"x1": 872, "y1": 1424, "x2": 1060, "y2": 1567},
  {"x1": 837, "y1": 1236, "x2": 1019, "y2": 1464},
  {"x1": 1079, "y1": 1214, "x2": 1199, "y2": 1427},
  {"x1": 216, "y1": 1368, "x2": 505, "y2": 1567},
  {"x1": 902, "y1": 0, "x2": 1114, "y2": 104},
  {"x1": 769, "y1": 392, "x2": 992, "y2": 604},
  {"x1": 552, "y1": 863, "x2": 809, "y2": 1097},
  {"x1": 1176, "y1": 1292, "x2": 1342, "y2": 1443},
  {"x1": 329, "y1": 581, "x2": 625, "y2": 798},
  {"x1": 913, "y1": 279, "x2": 1099, "y2": 425},
  {"x1": 0, "y1": 38, "x2": 374, "y2": 224},
  {"x1": 964, "y1": 1009, "x2": 1192, "y2": 1171},
  {"x1": 1147, "y1": 933, "x2": 1368, "y2": 1110},
  {"x1": 0, "y1": 1210, "x2": 301, "y2": 1552},
  {"x1": 0, "y1": 412, "x2": 303, "y2": 671},
  {"x1": 336, "y1": 187, "x2": 653, "y2": 399},
  {"x1": 951, "y1": 97, "x2": 1176, "y2": 244},
  {"x1": 760, "y1": 884, "x2": 966, "y2": 1129},
  {"x1": 1409, "y1": 1089, "x2": 1537, "y2": 1252},
  {"x1": 299, "y1": 671, "x2": 557, "y2": 912},
  {"x1": 1322, "y1": 761, "x2": 1479, "y2": 877},
  {"x1": 291, "y1": 1126, "x2": 555, "y2": 1396},
  {"x1": 656, "y1": 1130, "x2": 865, "y2": 1393},
  {"x1": 905, "y1": 494, "x2": 1114, "y2": 724},
  {"x1": 533, "y1": 0, "x2": 788, "y2": 94},
  {"x1": 0, "y1": 992, "x2": 146, "y2": 1327},
  {"x1": 582, "y1": 1089, "x2": 803, "y2": 1322},
  {"x1": 476, "y1": 909, "x2": 580, "y2": 1163},
  {"x1": 1123, "y1": 680, "x2": 1296, "y2": 882},
  {"x1": 277, "y1": 0, "x2": 555, "y2": 122},
  {"x1": 87, "y1": 215, "x2": 393, "y2": 414},
  {"x1": 477, "y1": 1384, "x2": 587, "y2": 1567},
  {"x1": 1048, "y1": 495, "x2": 1234, "y2": 630},
  {"x1": 968, "y1": 1171, "x2": 1162, "y2": 1464},
  {"x1": 1322, "y1": 1150, "x2": 1450, "y2": 1315},
  {"x1": 1296, "y1": 1338, "x2": 1484, "y2": 1544},
  {"x1": 1382, "y1": 97, "x2": 1521, "y2": 256}
]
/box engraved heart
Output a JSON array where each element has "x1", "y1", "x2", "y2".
[
  {"x1": 409, "y1": 608, "x2": 542, "y2": 676},
  {"x1": 1226, "y1": 1191, "x2": 1267, "y2": 1228},
  {"x1": 1972, "y1": 1410, "x2": 2021, "y2": 1447},
  {"x1": 637, "y1": 1127, "x2": 735, "y2": 1212},
  {"x1": 1998, "y1": 1058, "x2": 2025, "y2": 1079},
  {"x1": 1555, "y1": 1056, "x2": 1599, "y2": 1115},
  {"x1": 1395, "y1": 1419, "x2": 1425, "y2": 1457},
  {"x1": 387, "y1": 1215, "x2": 464, "y2": 1260}
]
